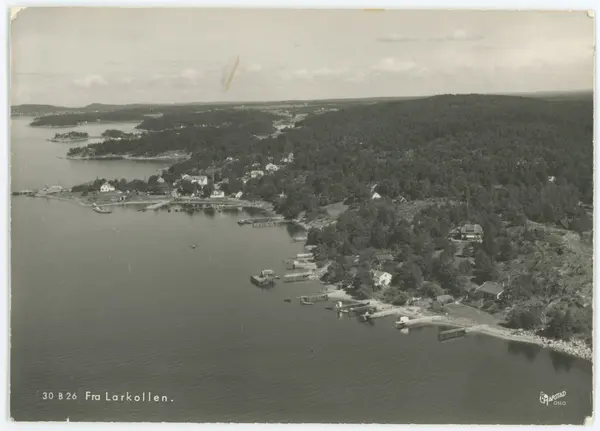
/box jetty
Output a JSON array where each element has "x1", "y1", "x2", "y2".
[
  {"x1": 252, "y1": 220, "x2": 291, "y2": 228},
  {"x1": 292, "y1": 236, "x2": 308, "y2": 242},
  {"x1": 292, "y1": 260, "x2": 318, "y2": 270},
  {"x1": 283, "y1": 271, "x2": 313, "y2": 283},
  {"x1": 146, "y1": 199, "x2": 172, "y2": 211},
  {"x1": 394, "y1": 315, "x2": 444, "y2": 329},
  {"x1": 362, "y1": 307, "x2": 407, "y2": 321},
  {"x1": 334, "y1": 301, "x2": 371, "y2": 312},
  {"x1": 297, "y1": 293, "x2": 329, "y2": 302},
  {"x1": 438, "y1": 327, "x2": 468, "y2": 342},
  {"x1": 12, "y1": 190, "x2": 35, "y2": 196},
  {"x1": 238, "y1": 216, "x2": 285, "y2": 225}
]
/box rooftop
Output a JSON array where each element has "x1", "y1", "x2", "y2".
[{"x1": 476, "y1": 281, "x2": 504, "y2": 296}]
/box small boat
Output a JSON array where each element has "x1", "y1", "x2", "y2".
[
  {"x1": 324, "y1": 306, "x2": 334, "y2": 311},
  {"x1": 92, "y1": 204, "x2": 112, "y2": 214},
  {"x1": 250, "y1": 269, "x2": 277, "y2": 286},
  {"x1": 300, "y1": 296, "x2": 315, "y2": 305},
  {"x1": 191, "y1": 245, "x2": 196, "y2": 249},
  {"x1": 284, "y1": 299, "x2": 292, "y2": 303}
]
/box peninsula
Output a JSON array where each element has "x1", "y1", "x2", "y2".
[{"x1": 15, "y1": 93, "x2": 593, "y2": 360}]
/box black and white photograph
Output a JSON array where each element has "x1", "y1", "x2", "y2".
[{"x1": 6, "y1": 4, "x2": 596, "y2": 426}]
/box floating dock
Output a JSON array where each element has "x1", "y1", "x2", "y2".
[
  {"x1": 238, "y1": 216, "x2": 285, "y2": 225},
  {"x1": 438, "y1": 328, "x2": 467, "y2": 342},
  {"x1": 395, "y1": 315, "x2": 443, "y2": 329},
  {"x1": 297, "y1": 293, "x2": 329, "y2": 302},
  {"x1": 283, "y1": 272, "x2": 313, "y2": 283},
  {"x1": 252, "y1": 220, "x2": 291, "y2": 228},
  {"x1": 293, "y1": 260, "x2": 318, "y2": 270}
]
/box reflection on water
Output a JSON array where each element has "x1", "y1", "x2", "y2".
[
  {"x1": 549, "y1": 350, "x2": 577, "y2": 373},
  {"x1": 507, "y1": 340, "x2": 542, "y2": 362}
]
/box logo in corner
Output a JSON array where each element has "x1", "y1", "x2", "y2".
[{"x1": 540, "y1": 390, "x2": 567, "y2": 406}]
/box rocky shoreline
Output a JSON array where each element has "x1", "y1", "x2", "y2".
[{"x1": 321, "y1": 286, "x2": 592, "y2": 362}]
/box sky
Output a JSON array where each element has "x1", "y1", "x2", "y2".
[{"x1": 10, "y1": 8, "x2": 595, "y2": 106}]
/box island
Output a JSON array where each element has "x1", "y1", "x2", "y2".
[
  {"x1": 48, "y1": 131, "x2": 89, "y2": 143},
  {"x1": 20, "y1": 93, "x2": 593, "y2": 360}
]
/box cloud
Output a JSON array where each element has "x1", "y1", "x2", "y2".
[
  {"x1": 246, "y1": 63, "x2": 262, "y2": 72},
  {"x1": 178, "y1": 68, "x2": 202, "y2": 84},
  {"x1": 283, "y1": 67, "x2": 348, "y2": 80},
  {"x1": 345, "y1": 71, "x2": 367, "y2": 83},
  {"x1": 372, "y1": 58, "x2": 418, "y2": 73},
  {"x1": 377, "y1": 30, "x2": 483, "y2": 43},
  {"x1": 73, "y1": 74, "x2": 108, "y2": 88},
  {"x1": 377, "y1": 34, "x2": 420, "y2": 43}
]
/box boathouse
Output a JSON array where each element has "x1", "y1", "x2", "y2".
[{"x1": 475, "y1": 281, "x2": 504, "y2": 301}]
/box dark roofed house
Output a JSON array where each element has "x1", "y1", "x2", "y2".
[
  {"x1": 475, "y1": 281, "x2": 504, "y2": 301},
  {"x1": 375, "y1": 253, "x2": 394, "y2": 263},
  {"x1": 460, "y1": 223, "x2": 483, "y2": 242}
]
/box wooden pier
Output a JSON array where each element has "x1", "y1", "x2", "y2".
[
  {"x1": 146, "y1": 200, "x2": 172, "y2": 211},
  {"x1": 252, "y1": 220, "x2": 291, "y2": 228},
  {"x1": 438, "y1": 328, "x2": 467, "y2": 342},
  {"x1": 297, "y1": 293, "x2": 329, "y2": 302},
  {"x1": 238, "y1": 216, "x2": 285, "y2": 225},
  {"x1": 283, "y1": 272, "x2": 313, "y2": 283}
]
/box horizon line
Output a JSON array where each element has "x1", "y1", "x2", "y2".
[{"x1": 12, "y1": 88, "x2": 594, "y2": 109}]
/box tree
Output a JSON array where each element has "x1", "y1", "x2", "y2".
[
  {"x1": 496, "y1": 236, "x2": 515, "y2": 262},
  {"x1": 420, "y1": 282, "x2": 445, "y2": 298},
  {"x1": 506, "y1": 300, "x2": 544, "y2": 330},
  {"x1": 473, "y1": 250, "x2": 496, "y2": 284}
]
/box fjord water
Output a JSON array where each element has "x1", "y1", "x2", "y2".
[
  {"x1": 10, "y1": 117, "x2": 168, "y2": 190},
  {"x1": 10, "y1": 119, "x2": 593, "y2": 424}
]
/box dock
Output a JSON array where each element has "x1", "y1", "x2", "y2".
[
  {"x1": 362, "y1": 307, "x2": 407, "y2": 320},
  {"x1": 252, "y1": 220, "x2": 291, "y2": 228},
  {"x1": 283, "y1": 272, "x2": 313, "y2": 283},
  {"x1": 146, "y1": 200, "x2": 172, "y2": 211},
  {"x1": 438, "y1": 327, "x2": 468, "y2": 341},
  {"x1": 293, "y1": 260, "x2": 318, "y2": 270},
  {"x1": 297, "y1": 293, "x2": 329, "y2": 302},
  {"x1": 394, "y1": 315, "x2": 444, "y2": 329},
  {"x1": 238, "y1": 216, "x2": 285, "y2": 225}
]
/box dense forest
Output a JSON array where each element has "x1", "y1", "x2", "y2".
[
  {"x1": 67, "y1": 93, "x2": 593, "y2": 344},
  {"x1": 67, "y1": 110, "x2": 278, "y2": 158}
]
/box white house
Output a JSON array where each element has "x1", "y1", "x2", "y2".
[
  {"x1": 100, "y1": 182, "x2": 115, "y2": 193},
  {"x1": 372, "y1": 270, "x2": 392, "y2": 287},
  {"x1": 265, "y1": 163, "x2": 280, "y2": 172},
  {"x1": 250, "y1": 170, "x2": 264, "y2": 179},
  {"x1": 281, "y1": 152, "x2": 294, "y2": 164},
  {"x1": 211, "y1": 190, "x2": 225, "y2": 199},
  {"x1": 234, "y1": 191, "x2": 243, "y2": 199},
  {"x1": 157, "y1": 177, "x2": 165, "y2": 184},
  {"x1": 372, "y1": 192, "x2": 381, "y2": 200},
  {"x1": 548, "y1": 176, "x2": 556, "y2": 183}
]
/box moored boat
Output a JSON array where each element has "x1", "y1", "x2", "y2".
[
  {"x1": 92, "y1": 204, "x2": 112, "y2": 214},
  {"x1": 250, "y1": 269, "x2": 277, "y2": 286}
]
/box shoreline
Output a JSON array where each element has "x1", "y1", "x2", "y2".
[
  {"x1": 322, "y1": 286, "x2": 592, "y2": 362},
  {"x1": 61, "y1": 154, "x2": 189, "y2": 162},
  {"x1": 29, "y1": 120, "x2": 144, "y2": 128},
  {"x1": 19, "y1": 190, "x2": 593, "y2": 363}
]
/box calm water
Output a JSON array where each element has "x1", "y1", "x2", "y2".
[
  {"x1": 10, "y1": 119, "x2": 593, "y2": 424},
  {"x1": 10, "y1": 117, "x2": 168, "y2": 191}
]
